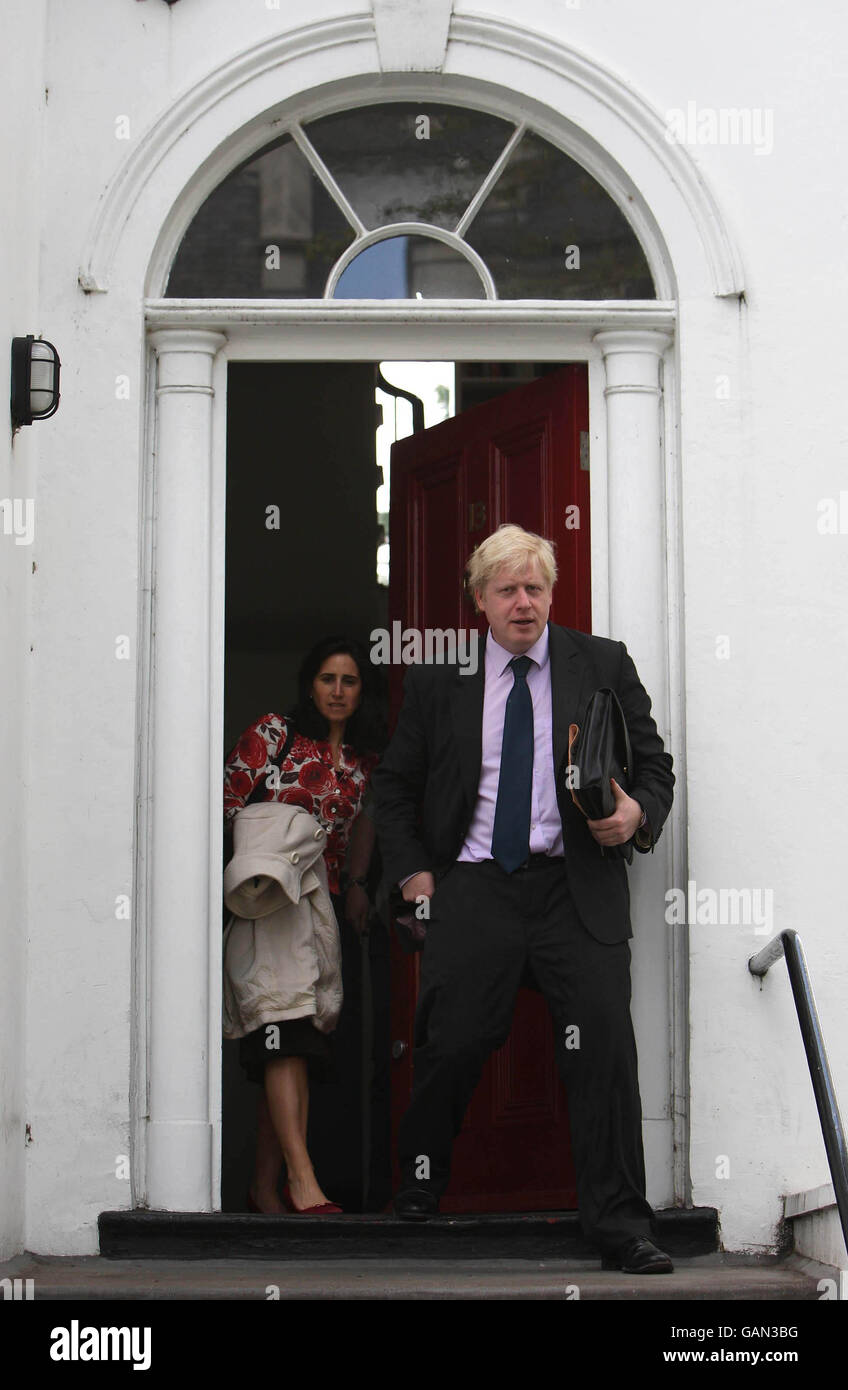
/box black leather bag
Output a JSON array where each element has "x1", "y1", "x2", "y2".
[{"x1": 567, "y1": 687, "x2": 634, "y2": 863}]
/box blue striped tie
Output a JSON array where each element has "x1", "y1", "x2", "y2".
[{"x1": 491, "y1": 655, "x2": 534, "y2": 873}]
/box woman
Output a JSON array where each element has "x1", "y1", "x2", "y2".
[{"x1": 223, "y1": 635, "x2": 382, "y2": 1214}]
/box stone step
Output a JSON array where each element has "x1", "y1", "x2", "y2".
[
  {"x1": 1, "y1": 1252, "x2": 823, "y2": 1301},
  {"x1": 98, "y1": 1206, "x2": 719, "y2": 1261}
]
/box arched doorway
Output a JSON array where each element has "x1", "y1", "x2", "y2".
[
  {"x1": 162, "y1": 100, "x2": 669, "y2": 1212},
  {"x1": 81, "y1": 20, "x2": 740, "y2": 1213}
]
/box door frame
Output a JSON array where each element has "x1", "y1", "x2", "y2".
[
  {"x1": 135, "y1": 300, "x2": 687, "y2": 1214},
  {"x1": 73, "y1": 3, "x2": 748, "y2": 1225}
]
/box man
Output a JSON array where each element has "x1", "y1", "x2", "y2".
[{"x1": 372, "y1": 523, "x2": 675, "y2": 1273}]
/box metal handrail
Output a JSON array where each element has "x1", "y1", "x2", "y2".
[{"x1": 749, "y1": 929, "x2": 848, "y2": 1252}]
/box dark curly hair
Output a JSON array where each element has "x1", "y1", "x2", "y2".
[{"x1": 286, "y1": 634, "x2": 386, "y2": 756}]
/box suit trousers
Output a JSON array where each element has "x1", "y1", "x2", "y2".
[{"x1": 397, "y1": 856, "x2": 657, "y2": 1251}]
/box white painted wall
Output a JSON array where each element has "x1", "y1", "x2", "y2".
[
  {"x1": 0, "y1": 0, "x2": 47, "y2": 1263},
  {"x1": 2, "y1": 0, "x2": 844, "y2": 1255}
]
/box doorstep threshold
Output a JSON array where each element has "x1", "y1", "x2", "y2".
[{"x1": 97, "y1": 1206, "x2": 719, "y2": 1261}]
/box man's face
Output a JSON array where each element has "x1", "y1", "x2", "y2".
[{"x1": 474, "y1": 557, "x2": 553, "y2": 654}]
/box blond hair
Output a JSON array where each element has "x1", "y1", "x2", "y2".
[{"x1": 465, "y1": 524, "x2": 557, "y2": 611}]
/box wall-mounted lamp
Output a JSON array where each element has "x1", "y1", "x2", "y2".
[{"x1": 10, "y1": 335, "x2": 61, "y2": 429}]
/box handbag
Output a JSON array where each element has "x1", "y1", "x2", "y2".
[{"x1": 566, "y1": 687, "x2": 634, "y2": 863}]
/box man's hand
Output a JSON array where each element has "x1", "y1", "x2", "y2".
[
  {"x1": 586, "y1": 778, "x2": 643, "y2": 847},
  {"x1": 401, "y1": 870, "x2": 435, "y2": 903}
]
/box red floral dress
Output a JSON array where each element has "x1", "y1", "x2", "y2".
[{"x1": 224, "y1": 712, "x2": 378, "y2": 895}]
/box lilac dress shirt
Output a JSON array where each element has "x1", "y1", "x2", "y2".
[{"x1": 457, "y1": 625, "x2": 564, "y2": 863}]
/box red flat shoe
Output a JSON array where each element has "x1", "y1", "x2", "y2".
[{"x1": 282, "y1": 1183, "x2": 342, "y2": 1215}]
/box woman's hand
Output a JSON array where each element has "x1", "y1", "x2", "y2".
[{"x1": 345, "y1": 882, "x2": 371, "y2": 937}]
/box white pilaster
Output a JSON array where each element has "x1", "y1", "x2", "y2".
[
  {"x1": 594, "y1": 330, "x2": 673, "y2": 720},
  {"x1": 594, "y1": 327, "x2": 678, "y2": 1207},
  {"x1": 146, "y1": 329, "x2": 226, "y2": 1210}
]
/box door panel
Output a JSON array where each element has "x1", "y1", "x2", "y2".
[{"x1": 388, "y1": 364, "x2": 589, "y2": 1211}]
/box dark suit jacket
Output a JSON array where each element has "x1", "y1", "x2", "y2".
[{"x1": 371, "y1": 621, "x2": 674, "y2": 944}]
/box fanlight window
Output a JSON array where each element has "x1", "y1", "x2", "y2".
[
  {"x1": 166, "y1": 103, "x2": 655, "y2": 300},
  {"x1": 334, "y1": 237, "x2": 487, "y2": 299}
]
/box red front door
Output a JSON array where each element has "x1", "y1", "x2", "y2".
[{"x1": 387, "y1": 364, "x2": 590, "y2": 1211}]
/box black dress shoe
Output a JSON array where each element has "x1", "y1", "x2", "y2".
[
  {"x1": 393, "y1": 1188, "x2": 440, "y2": 1221},
  {"x1": 601, "y1": 1236, "x2": 674, "y2": 1273}
]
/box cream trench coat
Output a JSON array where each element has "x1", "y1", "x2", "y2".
[{"x1": 222, "y1": 801, "x2": 343, "y2": 1039}]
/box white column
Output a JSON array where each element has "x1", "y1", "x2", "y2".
[
  {"x1": 593, "y1": 330, "x2": 673, "y2": 713},
  {"x1": 146, "y1": 329, "x2": 226, "y2": 1210},
  {"x1": 594, "y1": 328, "x2": 676, "y2": 1207}
]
